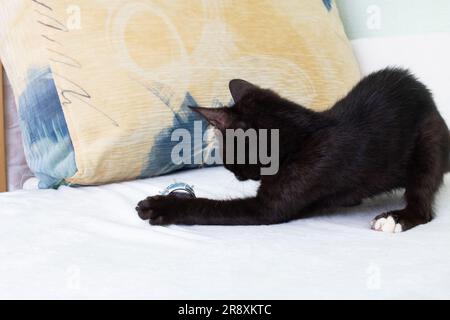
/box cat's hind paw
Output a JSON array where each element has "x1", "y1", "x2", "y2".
[{"x1": 371, "y1": 214, "x2": 403, "y2": 233}]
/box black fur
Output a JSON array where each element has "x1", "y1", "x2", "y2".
[{"x1": 137, "y1": 68, "x2": 450, "y2": 232}]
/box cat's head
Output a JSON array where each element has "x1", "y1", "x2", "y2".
[{"x1": 190, "y1": 79, "x2": 283, "y2": 181}]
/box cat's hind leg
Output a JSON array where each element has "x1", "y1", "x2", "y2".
[{"x1": 371, "y1": 120, "x2": 448, "y2": 233}]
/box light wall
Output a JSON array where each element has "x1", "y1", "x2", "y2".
[{"x1": 336, "y1": 0, "x2": 450, "y2": 39}]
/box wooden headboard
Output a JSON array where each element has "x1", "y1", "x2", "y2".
[{"x1": 0, "y1": 65, "x2": 7, "y2": 192}]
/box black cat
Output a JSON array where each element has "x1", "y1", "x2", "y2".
[{"x1": 136, "y1": 68, "x2": 450, "y2": 232}]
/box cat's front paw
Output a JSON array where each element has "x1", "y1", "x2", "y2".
[{"x1": 136, "y1": 195, "x2": 178, "y2": 225}]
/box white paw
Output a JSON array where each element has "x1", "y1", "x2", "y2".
[{"x1": 371, "y1": 216, "x2": 403, "y2": 233}]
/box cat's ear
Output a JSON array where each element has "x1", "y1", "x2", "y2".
[
  {"x1": 229, "y1": 79, "x2": 258, "y2": 102},
  {"x1": 189, "y1": 106, "x2": 231, "y2": 130}
]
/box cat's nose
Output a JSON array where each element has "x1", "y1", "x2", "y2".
[{"x1": 235, "y1": 175, "x2": 248, "y2": 181}]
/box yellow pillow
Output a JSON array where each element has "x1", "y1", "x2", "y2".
[{"x1": 0, "y1": 0, "x2": 360, "y2": 187}]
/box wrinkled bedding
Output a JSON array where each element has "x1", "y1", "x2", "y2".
[{"x1": 1, "y1": 167, "x2": 449, "y2": 299}]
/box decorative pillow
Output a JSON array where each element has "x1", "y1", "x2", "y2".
[
  {"x1": 0, "y1": 0, "x2": 360, "y2": 188},
  {"x1": 0, "y1": 2, "x2": 76, "y2": 188},
  {"x1": 4, "y1": 74, "x2": 34, "y2": 191}
]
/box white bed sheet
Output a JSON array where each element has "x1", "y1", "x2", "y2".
[{"x1": 1, "y1": 166, "x2": 450, "y2": 299}]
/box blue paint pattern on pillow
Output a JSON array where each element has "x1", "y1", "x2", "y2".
[
  {"x1": 323, "y1": 0, "x2": 332, "y2": 11},
  {"x1": 140, "y1": 92, "x2": 211, "y2": 178},
  {"x1": 18, "y1": 67, "x2": 77, "y2": 188}
]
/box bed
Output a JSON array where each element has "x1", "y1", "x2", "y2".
[
  {"x1": 1, "y1": 35, "x2": 450, "y2": 299},
  {"x1": 0, "y1": 166, "x2": 449, "y2": 299}
]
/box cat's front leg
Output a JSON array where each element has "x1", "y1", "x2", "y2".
[
  {"x1": 136, "y1": 195, "x2": 280, "y2": 225},
  {"x1": 136, "y1": 166, "x2": 324, "y2": 225}
]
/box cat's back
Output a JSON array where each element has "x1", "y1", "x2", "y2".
[
  {"x1": 328, "y1": 68, "x2": 436, "y2": 123},
  {"x1": 318, "y1": 68, "x2": 438, "y2": 176}
]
